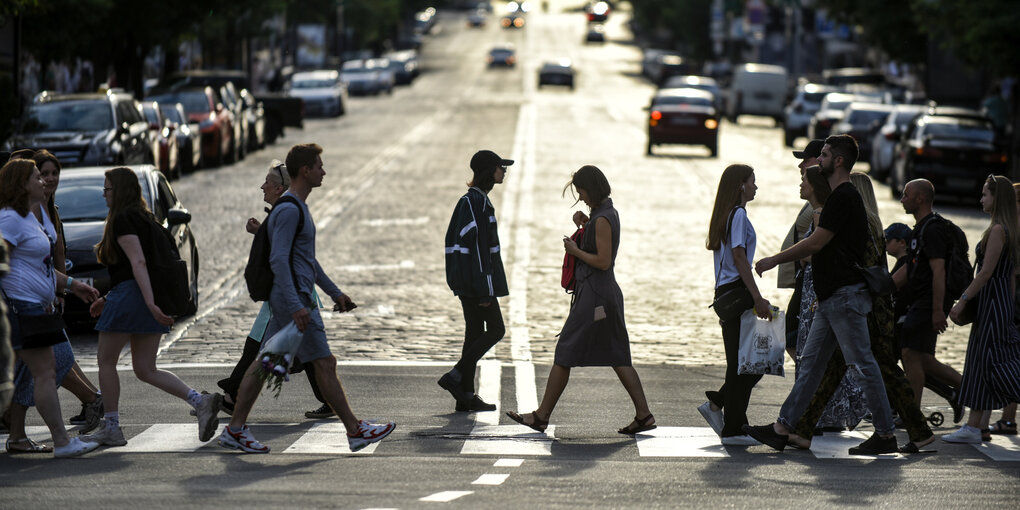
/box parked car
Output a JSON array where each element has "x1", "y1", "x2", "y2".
[
  {"x1": 341, "y1": 60, "x2": 384, "y2": 95},
  {"x1": 139, "y1": 101, "x2": 180, "y2": 180},
  {"x1": 384, "y1": 50, "x2": 420, "y2": 85},
  {"x1": 868, "y1": 104, "x2": 927, "y2": 181},
  {"x1": 586, "y1": 1, "x2": 610, "y2": 22},
  {"x1": 367, "y1": 58, "x2": 396, "y2": 94},
  {"x1": 215, "y1": 82, "x2": 246, "y2": 163},
  {"x1": 783, "y1": 82, "x2": 838, "y2": 146},
  {"x1": 652, "y1": 55, "x2": 693, "y2": 86},
  {"x1": 726, "y1": 63, "x2": 788, "y2": 124},
  {"x1": 585, "y1": 24, "x2": 606, "y2": 43},
  {"x1": 807, "y1": 92, "x2": 881, "y2": 141},
  {"x1": 829, "y1": 102, "x2": 894, "y2": 164},
  {"x1": 55, "y1": 165, "x2": 200, "y2": 325},
  {"x1": 239, "y1": 89, "x2": 266, "y2": 152},
  {"x1": 288, "y1": 70, "x2": 347, "y2": 117},
  {"x1": 487, "y1": 45, "x2": 516, "y2": 67},
  {"x1": 3, "y1": 91, "x2": 152, "y2": 167},
  {"x1": 159, "y1": 102, "x2": 202, "y2": 174},
  {"x1": 890, "y1": 110, "x2": 1006, "y2": 199},
  {"x1": 158, "y1": 70, "x2": 303, "y2": 146},
  {"x1": 641, "y1": 49, "x2": 670, "y2": 81},
  {"x1": 646, "y1": 88, "x2": 719, "y2": 157},
  {"x1": 538, "y1": 59, "x2": 575, "y2": 89},
  {"x1": 822, "y1": 67, "x2": 886, "y2": 88},
  {"x1": 467, "y1": 9, "x2": 486, "y2": 27},
  {"x1": 146, "y1": 86, "x2": 233, "y2": 167},
  {"x1": 661, "y1": 75, "x2": 722, "y2": 112}
]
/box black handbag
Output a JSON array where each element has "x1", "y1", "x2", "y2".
[
  {"x1": 855, "y1": 263, "x2": 895, "y2": 296},
  {"x1": 3, "y1": 294, "x2": 67, "y2": 349},
  {"x1": 951, "y1": 294, "x2": 978, "y2": 326},
  {"x1": 711, "y1": 285, "x2": 754, "y2": 322}
]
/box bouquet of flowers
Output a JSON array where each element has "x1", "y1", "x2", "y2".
[{"x1": 255, "y1": 322, "x2": 304, "y2": 398}]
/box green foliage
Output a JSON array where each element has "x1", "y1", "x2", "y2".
[
  {"x1": 911, "y1": 0, "x2": 1020, "y2": 78},
  {"x1": 815, "y1": 0, "x2": 926, "y2": 63},
  {"x1": 631, "y1": 0, "x2": 713, "y2": 62}
]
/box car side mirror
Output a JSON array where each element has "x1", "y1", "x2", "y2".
[{"x1": 167, "y1": 208, "x2": 191, "y2": 226}]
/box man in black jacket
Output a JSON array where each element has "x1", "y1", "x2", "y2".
[{"x1": 439, "y1": 150, "x2": 512, "y2": 412}]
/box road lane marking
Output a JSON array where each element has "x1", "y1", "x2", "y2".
[
  {"x1": 494, "y1": 458, "x2": 524, "y2": 467},
  {"x1": 461, "y1": 425, "x2": 556, "y2": 456},
  {"x1": 360, "y1": 216, "x2": 430, "y2": 227},
  {"x1": 115, "y1": 423, "x2": 214, "y2": 453},
  {"x1": 635, "y1": 427, "x2": 729, "y2": 458},
  {"x1": 973, "y1": 436, "x2": 1020, "y2": 461},
  {"x1": 419, "y1": 491, "x2": 474, "y2": 502},
  {"x1": 475, "y1": 359, "x2": 502, "y2": 426},
  {"x1": 471, "y1": 474, "x2": 510, "y2": 485},
  {"x1": 283, "y1": 422, "x2": 379, "y2": 455},
  {"x1": 335, "y1": 260, "x2": 415, "y2": 272}
]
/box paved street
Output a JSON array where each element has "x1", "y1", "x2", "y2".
[{"x1": 3, "y1": 4, "x2": 1017, "y2": 508}]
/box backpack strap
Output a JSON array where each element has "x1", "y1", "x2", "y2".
[
  {"x1": 908, "y1": 213, "x2": 943, "y2": 282},
  {"x1": 716, "y1": 206, "x2": 745, "y2": 285}
]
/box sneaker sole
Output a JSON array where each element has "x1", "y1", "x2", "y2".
[
  {"x1": 351, "y1": 423, "x2": 396, "y2": 451},
  {"x1": 697, "y1": 404, "x2": 723, "y2": 436},
  {"x1": 198, "y1": 394, "x2": 224, "y2": 442},
  {"x1": 218, "y1": 438, "x2": 270, "y2": 454}
]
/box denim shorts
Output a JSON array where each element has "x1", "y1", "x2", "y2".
[{"x1": 95, "y1": 280, "x2": 171, "y2": 334}]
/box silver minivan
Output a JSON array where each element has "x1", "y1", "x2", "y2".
[{"x1": 726, "y1": 63, "x2": 788, "y2": 125}]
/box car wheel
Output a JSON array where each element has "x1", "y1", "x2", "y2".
[
  {"x1": 646, "y1": 140, "x2": 653, "y2": 156},
  {"x1": 708, "y1": 140, "x2": 719, "y2": 158},
  {"x1": 784, "y1": 130, "x2": 795, "y2": 147}
]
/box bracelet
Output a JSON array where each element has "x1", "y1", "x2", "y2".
[
  {"x1": 960, "y1": 293, "x2": 969, "y2": 301},
  {"x1": 65, "y1": 276, "x2": 74, "y2": 295}
]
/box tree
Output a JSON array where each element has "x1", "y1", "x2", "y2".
[
  {"x1": 630, "y1": 0, "x2": 713, "y2": 62},
  {"x1": 911, "y1": 0, "x2": 1020, "y2": 78},
  {"x1": 814, "y1": 0, "x2": 927, "y2": 64}
]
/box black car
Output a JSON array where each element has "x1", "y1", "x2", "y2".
[
  {"x1": 890, "y1": 110, "x2": 1007, "y2": 199},
  {"x1": 646, "y1": 88, "x2": 719, "y2": 157},
  {"x1": 3, "y1": 91, "x2": 152, "y2": 167},
  {"x1": 56, "y1": 165, "x2": 200, "y2": 325},
  {"x1": 487, "y1": 45, "x2": 516, "y2": 67},
  {"x1": 538, "y1": 60, "x2": 575, "y2": 89},
  {"x1": 829, "y1": 102, "x2": 893, "y2": 164}
]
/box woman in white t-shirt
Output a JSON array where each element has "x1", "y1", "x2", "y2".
[
  {"x1": 0, "y1": 159, "x2": 100, "y2": 458},
  {"x1": 699, "y1": 164, "x2": 773, "y2": 446}
]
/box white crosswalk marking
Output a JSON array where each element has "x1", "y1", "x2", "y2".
[
  {"x1": 419, "y1": 491, "x2": 473, "y2": 502},
  {"x1": 117, "y1": 423, "x2": 214, "y2": 452},
  {"x1": 635, "y1": 427, "x2": 729, "y2": 458},
  {"x1": 283, "y1": 422, "x2": 379, "y2": 455},
  {"x1": 972, "y1": 436, "x2": 1020, "y2": 461},
  {"x1": 808, "y1": 431, "x2": 905, "y2": 460},
  {"x1": 461, "y1": 424, "x2": 556, "y2": 456},
  {"x1": 472, "y1": 473, "x2": 509, "y2": 485}
]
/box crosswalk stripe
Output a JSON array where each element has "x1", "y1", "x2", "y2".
[
  {"x1": 461, "y1": 424, "x2": 556, "y2": 456},
  {"x1": 117, "y1": 423, "x2": 213, "y2": 452},
  {"x1": 472, "y1": 473, "x2": 509, "y2": 485},
  {"x1": 972, "y1": 436, "x2": 1020, "y2": 461},
  {"x1": 283, "y1": 422, "x2": 378, "y2": 455},
  {"x1": 635, "y1": 426, "x2": 729, "y2": 458},
  {"x1": 0, "y1": 426, "x2": 51, "y2": 453},
  {"x1": 419, "y1": 491, "x2": 474, "y2": 502},
  {"x1": 808, "y1": 431, "x2": 906, "y2": 460}
]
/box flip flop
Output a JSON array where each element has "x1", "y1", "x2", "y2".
[
  {"x1": 618, "y1": 414, "x2": 656, "y2": 435},
  {"x1": 5, "y1": 438, "x2": 54, "y2": 454}
]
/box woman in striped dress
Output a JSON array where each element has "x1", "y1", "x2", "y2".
[{"x1": 944, "y1": 175, "x2": 1020, "y2": 443}]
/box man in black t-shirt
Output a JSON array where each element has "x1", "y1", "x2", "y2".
[
  {"x1": 893, "y1": 179, "x2": 962, "y2": 410},
  {"x1": 744, "y1": 134, "x2": 897, "y2": 455}
]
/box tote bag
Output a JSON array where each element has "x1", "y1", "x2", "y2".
[{"x1": 737, "y1": 309, "x2": 786, "y2": 376}]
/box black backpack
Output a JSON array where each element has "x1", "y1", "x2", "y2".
[
  {"x1": 143, "y1": 219, "x2": 192, "y2": 316},
  {"x1": 913, "y1": 213, "x2": 973, "y2": 301},
  {"x1": 244, "y1": 195, "x2": 304, "y2": 302}
]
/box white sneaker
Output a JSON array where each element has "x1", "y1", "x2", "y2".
[
  {"x1": 698, "y1": 402, "x2": 724, "y2": 436},
  {"x1": 54, "y1": 437, "x2": 101, "y2": 458},
  {"x1": 80, "y1": 423, "x2": 128, "y2": 446},
  {"x1": 942, "y1": 425, "x2": 982, "y2": 444},
  {"x1": 721, "y1": 434, "x2": 761, "y2": 446},
  {"x1": 195, "y1": 393, "x2": 223, "y2": 442},
  {"x1": 218, "y1": 425, "x2": 270, "y2": 454},
  {"x1": 348, "y1": 420, "x2": 395, "y2": 452}
]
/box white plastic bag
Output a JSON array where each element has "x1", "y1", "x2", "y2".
[
  {"x1": 256, "y1": 321, "x2": 305, "y2": 397},
  {"x1": 737, "y1": 309, "x2": 786, "y2": 376}
]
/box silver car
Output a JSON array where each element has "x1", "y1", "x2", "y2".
[{"x1": 287, "y1": 70, "x2": 348, "y2": 117}]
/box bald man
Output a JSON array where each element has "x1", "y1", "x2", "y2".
[{"x1": 893, "y1": 179, "x2": 963, "y2": 415}]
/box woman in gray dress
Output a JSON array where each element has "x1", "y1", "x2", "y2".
[{"x1": 507, "y1": 165, "x2": 655, "y2": 434}]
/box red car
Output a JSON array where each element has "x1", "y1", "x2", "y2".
[
  {"x1": 147, "y1": 86, "x2": 233, "y2": 167},
  {"x1": 646, "y1": 88, "x2": 719, "y2": 157},
  {"x1": 139, "y1": 101, "x2": 180, "y2": 180}
]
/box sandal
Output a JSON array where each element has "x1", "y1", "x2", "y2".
[
  {"x1": 989, "y1": 420, "x2": 1018, "y2": 435},
  {"x1": 618, "y1": 414, "x2": 656, "y2": 435},
  {"x1": 506, "y1": 410, "x2": 548, "y2": 433},
  {"x1": 5, "y1": 438, "x2": 54, "y2": 454}
]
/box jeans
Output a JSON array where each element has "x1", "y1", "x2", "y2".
[
  {"x1": 778, "y1": 284, "x2": 895, "y2": 435},
  {"x1": 454, "y1": 297, "x2": 505, "y2": 393}
]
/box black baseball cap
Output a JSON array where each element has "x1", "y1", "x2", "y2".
[
  {"x1": 793, "y1": 139, "x2": 825, "y2": 159},
  {"x1": 884, "y1": 222, "x2": 912, "y2": 241},
  {"x1": 470, "y1": 150, "x2": 514, "y2": 173}
]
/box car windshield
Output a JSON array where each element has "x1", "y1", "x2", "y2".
[
  {"x1": 292, "y1": 79, "x2": 336, "y2": 89},
  {"x1": 846, "y1": 110, "x2": 890, "y2": 126},
  {"x1": 922, "y1": 119, "x2": 996, "y2": 144},
  {"x1": 56, "y1": 174, "x2": 151, "y2": 222},
  {"x1": 148, "y1": 92, "x2": 210, "y2": 116},
  {"x1": 654, "y1": 96, "x2": 712, "y2": 107},
  {"x1": 824, "y1": 100, "x2": 852, "y2": 112},
  {"x1": 160, "y1": 107, "x2": 183, "y2": 124},
  {"x1": 803, "y1": 91, "x2": 830, "y2": 103},
  {"x1": 22, "y1": 101, "x2": 113, "y2": 133}
]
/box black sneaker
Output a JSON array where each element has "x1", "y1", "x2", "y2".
[
  {"x1": 950, "y1": 392, "x2": 964, "y2": 424},
  {"x1": 68, "y1": 403, "x2": 88, "y2": 425},
  {"x1": 741, "y1": 424, "x2": 787, "y2": 451},
  {"x1": 456, "y1": 395, "x2": 497, "y2": 412},
  {"x1": 438, "y1": 372, "x2": 469, "y2": 404},
  {"x1": 848, "y1": 434, "x2": 898, "y2": 455},
  {"x1": 304, "y1": 404, "x2": 335, "y2": 419}
]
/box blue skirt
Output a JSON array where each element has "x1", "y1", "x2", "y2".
[{"x1": 95, "y1": 280, "x2": 171, "y2": 334}]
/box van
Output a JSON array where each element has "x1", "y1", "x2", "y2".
[{"x1": 726, "y1": 63, "x2": 788, "y2": 125}]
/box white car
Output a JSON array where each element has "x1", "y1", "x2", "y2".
[
  {"x1": 287, "y1": 70, "x2": 347, "y2": 117},
  {"x1": 783, "y1": 82, "x2": 837, "y2": 146},
  {"x1": 367, "y1": 58, "x2": 396, "y2": 94},
  {"x1": 341, "y1": 60, "x2": 383, "y2": 95}
]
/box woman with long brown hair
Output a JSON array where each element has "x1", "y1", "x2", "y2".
[
  {"x1": 82, "y1": 167, "x2": 221, "y2": 448},
  {"x1": 699, "y1": 163, "x2": 773, "y2": 445}
]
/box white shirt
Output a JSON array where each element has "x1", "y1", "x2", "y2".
[
  {"x1": 0, "y1": 207, "x2": 57, "y2": 303},
  {"x1": 713, "y1": 207, "x2": 757, "y2": 287}
]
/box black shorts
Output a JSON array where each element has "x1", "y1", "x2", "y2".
[{"x1": 899, "y1": 306, "x2": 944, "y2": 355}]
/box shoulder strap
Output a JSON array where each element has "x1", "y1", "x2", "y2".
[
  {"x1": 716, "y1": 206, "x2": 745, "y2": 284},
  {"x1": 909, "y1": 213, "x2": 944, "y2": 280}
]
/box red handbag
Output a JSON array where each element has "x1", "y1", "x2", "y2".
[{"x1": 561, "y1": 227, "x2": 585, "y2": 292}]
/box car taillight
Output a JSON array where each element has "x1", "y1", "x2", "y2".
[
  {"x1": 819, "y1": 119, "x2": 831, "y2": 127},
  {"x1": 705, "y1": 118, "x2": 718, "y2": 129},
  {"x1": 650, "y1": 111, "x2": 662, "y2": 121},
  {"x1": 916, "y1": 146, "x2": 942, "y2": 158},
  {"x1": 514, "y1": 17, "x2": 524, "y2": 27},
  {"x1": 884, "y1": 132, "x2": 897, "y2": 140},
  {"x1": 983, "y1": 152, "x2": 1007, "y2": 164}
]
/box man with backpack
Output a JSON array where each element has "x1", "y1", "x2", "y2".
[
  {"x1": 894, "y1": 179, "x2": 965, "y2": 414},
  {"x1": 218, "y1": 143, "x2": 395, "y2": 453}
]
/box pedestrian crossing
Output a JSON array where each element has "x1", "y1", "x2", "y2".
[{"x1": 3, "y1": 424, "x2": 1019, "y2": 461}]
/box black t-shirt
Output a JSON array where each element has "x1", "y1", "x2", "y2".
[
  {"x1": 812, "y1": 182, "x2": 867, "y2": 300},
  {"x1": 907, "y1": 213, "x2": 949, "y2": 310},
  {"x1": 107, "y1": 209, "x2": 153, "y2": 286},
  {"x1": 891, "y1": 255, "x2": 911, "y2": 319}
]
